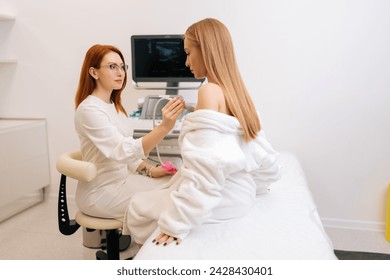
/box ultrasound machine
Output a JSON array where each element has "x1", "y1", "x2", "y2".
[{"x1": 129, "y1": 34, "x2": 203, "y2": 166}]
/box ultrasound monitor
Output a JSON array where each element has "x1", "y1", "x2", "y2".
[{"x1": 131, "y1": 34, "x2": 202, "y2": 89}]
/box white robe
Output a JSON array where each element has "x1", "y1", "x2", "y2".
[{"x1": 123, "y1": 110, "x2": 281, "y2": 243}]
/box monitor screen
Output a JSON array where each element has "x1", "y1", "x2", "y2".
[{"x1": 131, "y1": 34, "x2": 199, "y2": 83}]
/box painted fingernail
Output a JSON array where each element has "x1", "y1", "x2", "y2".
[
  {"x1": 163, "y1": 243, "x2": 167, "y2": 246},
  {"x1": 156, "y1": 242, "x2": 159, "y2": 245},
  {"x1": 152, "y1": 239, "x2": 156, "y2": 243}
]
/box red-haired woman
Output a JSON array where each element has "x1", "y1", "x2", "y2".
[{"x1": 74, "y1": 44, "x2": 184, "y2": 219}]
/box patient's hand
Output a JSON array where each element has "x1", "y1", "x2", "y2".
[{"x1": 153, "y1": 232, "x2": 181, "y2": 246}]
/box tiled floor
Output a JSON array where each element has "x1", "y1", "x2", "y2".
[{"x1": 0, "y1": 198, "x2": 389, "y2": 260}]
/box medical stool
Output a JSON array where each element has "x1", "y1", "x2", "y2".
[{"x1": 56, "y1": 151, "x2": 131, "y2": 260}]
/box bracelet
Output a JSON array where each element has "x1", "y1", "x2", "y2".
[
  {"x1": 138, "y1": 164, "x2": 155, "y2": 177},
  {"x1": 138, "y1": 166, "x2": 148, "y2": 176},
  {"x1": 146, "y1": 165, "x2": 154, "y2": 178}
]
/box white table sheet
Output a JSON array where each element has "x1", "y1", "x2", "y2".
[{"x1": 134, "y1": 152, "x2": 337, "y2": 260}]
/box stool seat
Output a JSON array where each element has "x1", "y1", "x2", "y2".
[{"x1": 75, "y1": 211, "x2": 123, "y2": 230}]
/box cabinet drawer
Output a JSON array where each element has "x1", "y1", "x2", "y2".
[
  {"x1": 0, "y1": 120, "x2": 48, "y2": 169},
  {"x1": 0, "y1": 119, "x2": 49, "y2": 221},
  {"x1": 0, "y1": 155, "x2": 49, "y2": 206}
]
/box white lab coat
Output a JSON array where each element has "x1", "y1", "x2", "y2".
[{"x1": 74, "y1": 95, "x2": 168, "y2": 218}]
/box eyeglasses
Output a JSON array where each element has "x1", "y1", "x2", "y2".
[{"x1": 98, "y1": 64, "x2": 128, "y2": 72}]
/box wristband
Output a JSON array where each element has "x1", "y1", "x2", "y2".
[{"x1": 162, "y1": 161, "x2": 177, "y2": 175}]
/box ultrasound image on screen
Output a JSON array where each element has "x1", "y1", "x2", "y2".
[{"x1": 132, "y1": 36, "x2": 195, "y2": 82}]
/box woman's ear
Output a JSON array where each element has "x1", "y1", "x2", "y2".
[{"x1": 89, "y1": 67, "x2": 99, "y2": 80}]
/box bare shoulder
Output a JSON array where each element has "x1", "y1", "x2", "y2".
[
  {"x1": 200, "y1": 83, "x2": 223, "y2": 93},
  {"x1": 196, "y1": 83, "x2": 224, "y2": 112}
]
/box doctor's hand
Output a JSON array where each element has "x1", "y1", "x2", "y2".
[
  {"x1": 149, "y1": 165, "x2": 175, "y2": 178},
  {"x1": 160, "y1": 97, "x2": 185, "y2": 131},
  {"x1": 137, "y1": 162, "x2": 177, "y2": 178},
  {"x1": 153, "y1": 232, "x2": 182, "y2": 246}
]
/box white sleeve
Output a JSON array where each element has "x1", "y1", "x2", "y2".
[
  {"x1": 157, "y1": 149, "x2": 225, "y2": 240},
  {"x1": 252, "y1": 161, "x2": 281, "y2": 194},
  {"x1": 76, "y1": 105, "x2": 145, "y2": 168},
  {"x1": 251, "y1": 132, "x2": 281, "y2": 194}
]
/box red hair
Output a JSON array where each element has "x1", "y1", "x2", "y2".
[{"x1": 75, "y1": 44, "x2": 127, "y2": 115}]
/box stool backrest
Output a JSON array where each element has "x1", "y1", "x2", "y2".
[
  {"x1": 57, "y1": 150, "x2": 96, "y2": 235},
  {"x1": 56, "y1": 151, "x2": 96, "y2": 182}
]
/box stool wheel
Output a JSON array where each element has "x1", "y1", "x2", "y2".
[{"x1": 119, "y1": 235, "x2": 131, "y2": 251}]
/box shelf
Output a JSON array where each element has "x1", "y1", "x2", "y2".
[
  {"x1": 0, "y1": 13, "x2": 16, "y2": 64},
  {"x1": 0, "y1": 59, "x2": 17, "y2": 64},
  {"x1": 0, "y1": 13, "x2": 15, "y2": 21}
]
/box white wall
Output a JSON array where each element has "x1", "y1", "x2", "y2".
[{"x1": 1, "y1": 0, "x2": 389, "y2": 232}]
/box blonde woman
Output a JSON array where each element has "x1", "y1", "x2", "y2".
[{"x1": 124, "y1": 18, "x2": 281, "y2": 247}]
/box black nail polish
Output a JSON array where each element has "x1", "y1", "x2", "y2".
[
  {"x1": 152, "y1": 239, "x2": 156, "y2": 243},
  {"x1": 163, "y1": 243, "x2": 167, "y2": 246}
]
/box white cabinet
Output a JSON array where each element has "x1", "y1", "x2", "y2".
[
  {"x1": 0, "y1": 12, "x2": 17, "y2": 64},
  {"x1": 0, "y1": 119, "x2": 50, "y2": 222}
]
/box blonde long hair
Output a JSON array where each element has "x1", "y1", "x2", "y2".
[
  {"x1": 185, "y1": 18, "x2": 260, "y2": 141},
  {"x1": 75, "y1": 44, "x2": 127, "y2": 115}
]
